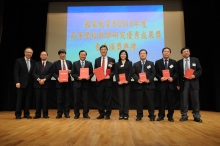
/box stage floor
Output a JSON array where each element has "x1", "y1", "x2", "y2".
[{"x1": 0, "y1": 109, "x2": 220, "y2": 146}]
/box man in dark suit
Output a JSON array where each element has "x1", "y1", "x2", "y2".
[
  {"x1": 132, "y1": 49, "x2": 156, "y2": 121},
  {"x1": 176, "y1": 47, "x2": 202, "y2": 122},
  {"x1": 52, "y1": 49, "x2": 72, "y2": 119},
  {"x1": 94, "y1": 44, "x2": 115, "y2": 120},
  {"x1": 71, "y1": 50, "x2": 93, "y2": 119},
  {"x1": 155, "y1": 47, "x2": 177, "y2": 122},
  {"x1": 32, "y1": 51, "x2": 53, "y2": 119},
  {"x1": 14, "y1": 47, "x2": 36, "y2": 119}
]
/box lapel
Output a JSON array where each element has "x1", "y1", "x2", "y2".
[
  {"x1": 160, "y1": 59, "x2": 165, "y2": 70},
  {"x1": 58, "y1": 60, "x2": 62, "y2": 70},
  {"x1": 97, "y1": 57, "x2": 101, "y2": 67},
  {"x1": 189, "y1": 57, "x2": 193, "y2": 68},
  {"x1": 22, "y1": 58, "x2": 29, "y2": 72},
  {"x1": 78, "y1": 60, "x2": 81, "y2": 68}
]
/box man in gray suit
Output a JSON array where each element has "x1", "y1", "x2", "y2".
[{"x1": 176, "y1": 47, "x2": 202, "y2": 122}]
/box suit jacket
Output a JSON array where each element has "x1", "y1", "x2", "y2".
[
  {"x1": 14, "y1": 57, "x2": 36, "y2": 88},
  {"x1": 32, "y1": 61, "x2": 53, "y2": 88},
  {"x1": 155, "y1": 58, "x2": 177, "y2": 90},
  {"x1": 52, "y1": 60, "x2": 72, "y2": 88},
  {"x1": 115, "y1": 60, "x2": 132, "y2": 83},
  {"x1": 176, "y1": 57, "x2": 202, "y2": 91},
  {"x1": 132, "y1": 60, "x2": 156, "y2": 90},
  {"x1": 71, "y1": 60, "x2": 93, "y2": 88},
  {"x1": 94, "y1": 56, "x2": 115, "y2": 87}
]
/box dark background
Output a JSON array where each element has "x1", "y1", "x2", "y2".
[{"x1": 0, "y1": 0, "x2": 219, "y2": 112}]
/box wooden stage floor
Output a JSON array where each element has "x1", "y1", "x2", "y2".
[{"x1": 0, "y1": 109, "x2": 220, "y2": 146}]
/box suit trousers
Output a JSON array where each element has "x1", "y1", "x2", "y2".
[
  {"x1": 116, "y1": 83, "x2": 130, "y2": 117},
  {"x1": 97, "y1": 80, "x2": 112, "y2": 117},
  {"x1": 15, "y1": 87, "x2": 32, "y2": 117},
  {"x1": 73, "y1": 87, "x2": 89, "y2": 117},
  {"x1": 34, "y1": 88, "x2": 49, "y2": 117},
  {"x1": 135, "y1": 86, "x2": 155, "y2": 119},
  {"x1": 158, "y1": 83, "x2": 175, "y2": 118},
  {"x1": 181, "y1": 80, "x2": 201, "y2": 119},
  {"x1": 56, "y1": 83, "x2": 71, "y2": 116}
]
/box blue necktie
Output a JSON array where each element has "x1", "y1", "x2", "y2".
[
  {"x1": 165, "y1": 60, "x2": 168, "y2": 69},
  {"x1": 141, "y1": 61, "x2": 144, "y2": 72}
]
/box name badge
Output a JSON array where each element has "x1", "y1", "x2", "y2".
[
  {"x1": 120, "y1": 65, "x2": 124, "y2": 67},
  {"x1": 192, "y1": 63, "x2": 196, "y2": 66}
]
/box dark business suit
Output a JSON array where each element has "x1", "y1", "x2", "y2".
[
  {"x1": 14, "y1": 57, "x2": 36, "y2": 118},
  {"x1": 32, "y1": 61, "x2": 53, "y2": 117},
  {"x1": 94, "y1": 56, "x2": 115, "y2": 117},
  {"x1": 176, "y1": 57, "x2": 202, "y2": 119},
  {"x1": 132, "y1": 60, "x2": 156, "y2": 119},
  {"x1": 53, "y1": 60, "x2": 72, "y2": 117},
  {"x1": 71, "y1": 60, "x2": 93, "y2": 117},
  {"x1": 155, "y1": 58, "x2": 177, "y2": 119},
  {"x1": 115, "y1": 60, "x2": 132, "y2": 118}
]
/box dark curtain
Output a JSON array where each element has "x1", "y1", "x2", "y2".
[
  {"x1": 1, "y1": 0, "x2": 219, "y2": 112},
  {"x1": 182, "y1": 0, "x2": 220, "y2": 111},
  {"x1": 0, "y1": 1, "x2": 48, "y2": 111}
]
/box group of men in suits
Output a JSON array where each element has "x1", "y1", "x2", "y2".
[{"x1": 14, "y1": 46, "x2": 202, "y2": 123}]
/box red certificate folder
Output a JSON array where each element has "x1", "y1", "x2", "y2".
[
  {"x1": 106, "y1": 69, "x2": 111, "y2": 76},
  {"x1": 80, "y1": 68, "x2": 89, "y2": 78},
  {"x1": 162, "y1": 70, "x2": 170, "y2": 79},
  {"x1": 139, "y1": 72, "x2": 147, "y2": 82},
  {"x1": 59, "y1": 70, "x2": 68, "y2": 82},
  {"x1": 94, "y1": 67, "x2": 105, "y2": 82},
  {"x1": 119, "y1": 73, "x2": 126, "y2": 83},
  {"x1": 184, "y1": 68, "x2": 194, "y2": 78}
]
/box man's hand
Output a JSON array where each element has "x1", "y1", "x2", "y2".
[
  {"x1": 160, "y1": 77, "x2": 167, "y2": 82},
  {"x1": 68, "y1": 70, "x2": 71, "y2": 74},
  {"x1": 105, "y1": 75, "x2": 110, "y2": 79},
  {"x1": 177, "y1": 86, "x2": 180, "y2": 90},
  {"x1": 145, "y1": 79, "x2": 150, "y2": 83},
  {"x1": 138, "y1": 80, "x2": 143, "y2": 84},
  {"x1": 167, "y1": 77, "x2": 173, "y2": 82},
  {"x1": 58, "y1": 78, "x2": 63, "y2": 83},
  {"x1": 16, "y1": 83, "x2": 20, "y2": 88},
  {"x1": 187, "y1": 75, "x2": 195, "y2": 80}
]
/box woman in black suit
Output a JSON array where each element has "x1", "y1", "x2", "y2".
[{"x1": 115, "y1": 50, "x2": 132, "y2": 120}]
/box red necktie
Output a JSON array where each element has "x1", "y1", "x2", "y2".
[
  {"x1": 102, "y1": 57, "x2": 105, "y2": 71},
  {"x1": 42, "y1": 61, "x2": 45, "y2": 71},
  {"x1": 63, "y1": 60, "x2": 66, "y2": 70}
]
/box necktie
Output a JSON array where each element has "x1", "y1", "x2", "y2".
[
  {"x1": 42, "y1": 61, "x2": 45, "y2": 71},
  {"x1": 102, "y1": 57, "x2": 105, "y2": 71},
  {"x1": 141, "y1": 61, "x2": 144, "y2": 72},
  {"x1": 63, "y1": 60, "x2": 66, "y2": 70},
  {"x1": 185, "y1": 59, "x2": 189, "y2": 73},
  {"x1": 81, "y1": 61, "x2": 84, "y2": 68},
  {"x1": 164, "y1": 60, "x2": 168, "y2": 69},
  {"x1": 26, "y1": 59, "x2": 30, "y2": 72}
]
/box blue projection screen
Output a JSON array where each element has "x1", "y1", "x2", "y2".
[{"x1": 66, "y1": 5, "x2": 164, "y2": 64}]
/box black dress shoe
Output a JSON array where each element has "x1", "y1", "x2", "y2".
[
  {"x1": 96, "y1": 115, "x2": 104, "y2": 119},
  {"x1": 56, "y1": 115, "x2": 62, "y2": 119},
  {"x1": 33, "y1": 116, "x2": 40, "y2": 119},
  {"x1": 83, "y1": 115, "x2": 90, "y2": 119},
  {"x1": 194, "y1": 118, "x2": 202, "y2": 123},
  {"x1": 16, "y1": 117, "x2": 21, "y2": 119},
  {"x1": 180, "y1": 117, "x2": 188, "y2": 122},
  {"x1": 65, "y1": 115, "x2": 70, "y2": 118},
  {"x1": 24, "y1": 116, "x2": 32, "y2": 119},
  {"x1": 124, "y1": 117, "x2": 128, "y2": 120},
  {"x1": 150, "y1": 118, "x2": 155, "y2": 121},
  {"x1": 119, "y1": 117, "x2": 123, "y2": 120},
  {"x1": 136, "y1": 117, "x2": 142, "y2": 121},
  {"x1": 74, "y1": 116, "x2": 79, "y2": 119},
  {"x1": 105, "y1": 116, "x2": 110, "y2": 120},
  {"x1": 156, "y1": 117, "x2": 164, "y2": 121},
  {"x1": 168, "y1": 118, "x2": 174, "y2": 122},
  {"x1": 43, "y1": 116, "x2": 49, "y2": 119}
]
